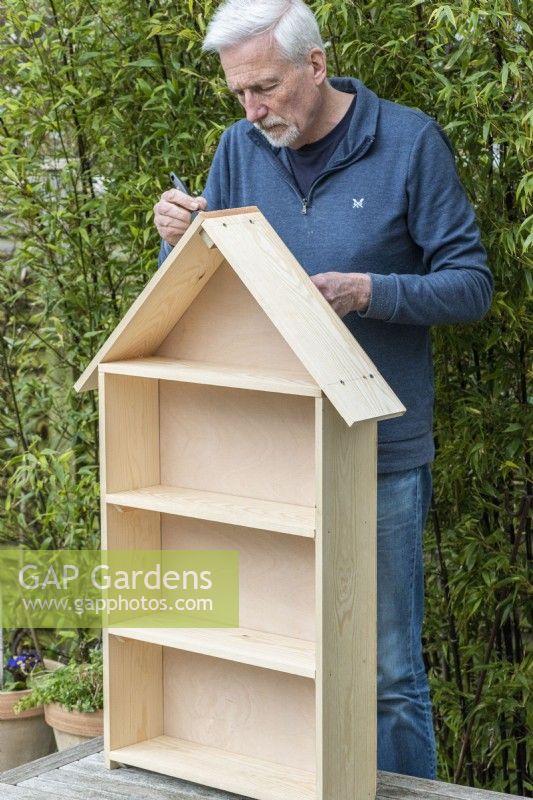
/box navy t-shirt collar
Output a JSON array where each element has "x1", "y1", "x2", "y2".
[{"x1": 284, "y1": 93, "x2": 357, "y2": 197}]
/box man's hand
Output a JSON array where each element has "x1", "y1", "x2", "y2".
[
  {"x1": 311, "y1": 272, "x2": 372, "y2": 317},
  {"x1": 153, "y1": 190, "x2": 208, "y2": 246}
]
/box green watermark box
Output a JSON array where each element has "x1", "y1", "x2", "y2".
[{"x1": 0, "y1": 549, "x2": 239, "y2": 628}]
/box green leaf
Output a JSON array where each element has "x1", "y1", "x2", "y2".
[{"x1": 128, "y1": 58, "x2": 161, "y2": 68}]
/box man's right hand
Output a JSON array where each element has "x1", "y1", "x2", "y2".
[{"x1": 153, "y1": 190, "x2": 208, "y2": 246}]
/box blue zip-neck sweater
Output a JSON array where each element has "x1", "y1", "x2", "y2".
[{"x1": 159, "y1": 77, "x2": 493, "y2": 473}]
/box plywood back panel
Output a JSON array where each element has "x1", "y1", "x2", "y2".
[
  {"x1": 156, "y1": 260, "x2": 313, "y2": 377},
  {"x1": 163, "y1": 649, "x2": 315, "y2": 772},
  {"x1": 159, "y1": 383, "x2": 315, "y2": 506},
  {"x1": 162, "y1": 516, "x2": 315, "y2": 640}
]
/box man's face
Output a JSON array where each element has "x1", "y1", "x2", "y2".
[{"x1": 220, "y1": 33, "x2": 325, "y2": 149}]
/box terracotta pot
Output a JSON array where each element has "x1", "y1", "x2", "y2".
[
  {"x1": 0, "y1": 657, "x2": 65, "y2": 770},
  {"x1": 0, "y1": 684, "x2": 49, "y2": 769},
  {"x1": 44, "y1": 702, "x2": 103, "y2": 751},
  {"x1": 0, "y1": 686, "x2": 43, "y2": 722}
]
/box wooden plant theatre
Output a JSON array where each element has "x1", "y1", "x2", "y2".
[{"x1": 74, "y1": 207, "x2": 405, "y2": 800}]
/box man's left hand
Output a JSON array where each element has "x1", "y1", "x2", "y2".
[{"x1": 310, "y1": 272, "x2": 372, "y2": 317}]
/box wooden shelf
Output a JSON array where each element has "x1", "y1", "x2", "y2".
[
  {"x1": 110, "y1": 735, "x2": 316, "y2": 800},
  {"x1": 99, "y1": 356, "x2": 321, "y2": 397},
  {"x1": 109, "y1": 625, "x2": 315, "y2": 678},
  {"x1": 106, "y1": 485, "x2": 316, "y2": 537}
]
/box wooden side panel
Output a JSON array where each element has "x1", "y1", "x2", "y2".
[
  {"x1": 162, "y1": 516, "x2": 315, "y2": 641},
  {"x1": 106, "y1": 636, "x2": 163, "y2": 754},
  {"x1": 98, "y1": 373, "x2": 113, "y2": 768},
  {"x1": 159, "y1": 383, "x2": 315, "y2": 507},
  {"x1": 100, "y1": 374, "x2": 162, "y2": 766},
  {"x1": 101, "y1": 373, "x2": 159, "y2": 494},
  {"x1": 156, "y1": 260, "x2": 313, "y2": 377},
  {"x1": 163, "y1": 650, "x2": 315, "y2": 772},
  {"x1": 315, "y1": 398, "x2": 377, "y2": 800},
  {"x1": 98, "y1": 371, "x2": 109, "y2": 550}
]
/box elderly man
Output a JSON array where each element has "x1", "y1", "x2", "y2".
[{"x1": 154, "y1": 0, "x2": 493, "y2": 780}]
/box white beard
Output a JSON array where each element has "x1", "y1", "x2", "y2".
[{"x1": 254, "y1": 116, "x2": 301, "y2": 148}]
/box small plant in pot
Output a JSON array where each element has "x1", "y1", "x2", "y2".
[
  {"x1": 0, "y1": 631, "x2": 57, "y2": 770},
  {"x1": 16, "y1": 648, "x2": 103, "y2": 751},
  {"x1": 4, "y1": 648, "x2": 43, "y2": 690}
]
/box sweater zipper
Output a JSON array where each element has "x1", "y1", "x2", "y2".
[{"x1": 298, "y1": 134, "x2": 375, "y2": 215}]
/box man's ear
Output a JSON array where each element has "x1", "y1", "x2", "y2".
[{"x1": 308, "y1": 47, "x2": 327, "y2": 85}]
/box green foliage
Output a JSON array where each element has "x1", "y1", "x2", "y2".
[
  {"x1": 0, "y1": 0, "x2": 530, "y2": 793},
  {"x1": 4, "y1": 447, "x2": 99, "y2": 549},
  {"x1": 15, "y1": 648, "x2": 103, "y2": 713}
]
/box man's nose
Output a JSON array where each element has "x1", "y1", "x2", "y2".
[{"x1": 243, "y1": 92, "x2": 268, "y2": 124}]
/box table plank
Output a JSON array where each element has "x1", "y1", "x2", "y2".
[{"x1": 0, "y1": 741, "x2": 519, "y2": 800}]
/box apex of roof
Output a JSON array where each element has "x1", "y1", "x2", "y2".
[{"x1": 74, "y1": 207, "x2": 404, "y2": 426}]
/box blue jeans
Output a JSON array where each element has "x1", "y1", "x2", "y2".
[{"x1": 377, "y1": 463, "x2": 437, "y2": 779}]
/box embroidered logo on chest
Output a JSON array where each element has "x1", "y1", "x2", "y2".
[{"x1": 352, "y1": 198, "x2": 365, "y2": 209}]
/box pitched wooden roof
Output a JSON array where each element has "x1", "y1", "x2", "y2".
[{"x1": 74, "y1": 207, "x2": 404, "y2": 425}]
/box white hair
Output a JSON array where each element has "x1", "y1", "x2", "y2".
[{"x1": 202, "y1": 0, "x2": 325, "y2": 64}]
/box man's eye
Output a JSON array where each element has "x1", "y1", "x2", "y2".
[{"x1": 231, "y1": 84, "x2": 278, "y2": 99}]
